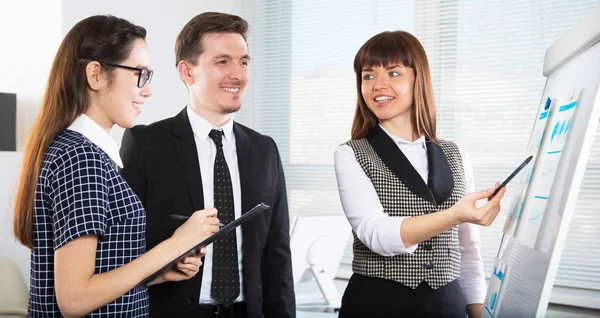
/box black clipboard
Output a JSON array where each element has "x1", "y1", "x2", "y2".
[{"x1": 140, "y1": 203, "x2": 270, "y2": 285}]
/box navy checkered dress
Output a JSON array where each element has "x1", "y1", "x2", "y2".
[{"x1": 28, "y1": 130, "x2": 149, "y2": 317}]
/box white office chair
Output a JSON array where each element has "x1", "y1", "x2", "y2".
[
  {"x1": 0, "y1": 256, "x2": 28, "y2": 317},
  {"x1": 290, "y1": 215, "x2": 351, "y2": 313}
]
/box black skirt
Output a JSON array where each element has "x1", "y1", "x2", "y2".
[{"x1": 338, "y1": 273, "x2": 466, "y2": 318}]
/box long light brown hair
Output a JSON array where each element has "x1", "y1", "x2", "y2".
[
  {"x1": 13, "y1": 15, "x2": 146, "y2": 248},
  {"x1": 351, "y1": 31, "x2": 438, "y2": 143}
]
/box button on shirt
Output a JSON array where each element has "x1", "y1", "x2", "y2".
[
  {"x1": 186, "y1": 106, "x2": 245, "y2": 304},
  {"x1": 334, "y1": 124, "x2": 486, "y2": 305}
]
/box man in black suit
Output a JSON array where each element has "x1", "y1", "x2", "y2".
[{"x1": 119, "y1": 12, "x2": 295, "y2": 318}]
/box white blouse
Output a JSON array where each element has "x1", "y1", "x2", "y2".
[{"x1": 334, "y1": 125, "x2": 486, "y2": 305}]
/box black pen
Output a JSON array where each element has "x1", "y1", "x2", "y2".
[
  {"x1": 170, "y1": 214, "x2": 225, "y2": 227},
  {"x1": 488, "y1": 155, "x2": 533, "y2": 200}
]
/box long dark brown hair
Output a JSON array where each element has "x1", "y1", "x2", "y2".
[
  {"x1": 351, "y1": 31, "x2": 438, "y2": 143},
  {"x1": 13, "y1": 15, "x2": 146, "y2": 248}
]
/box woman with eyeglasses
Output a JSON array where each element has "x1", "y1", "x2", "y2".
[{"x1": 13, "y1": 15, "x2": 220, "y2": 317}]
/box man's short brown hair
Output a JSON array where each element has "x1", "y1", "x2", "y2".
[{"x1": 175, "y1": 12, "x2": 249, "y2": 66}]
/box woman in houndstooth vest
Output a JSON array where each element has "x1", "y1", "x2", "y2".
[{"x1": 334, "y1": 31, "x2": 508, "y2": 318}]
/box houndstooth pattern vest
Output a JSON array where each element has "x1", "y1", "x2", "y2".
[{"x1": 345, "y1": 128, "x2": 466, "y2": 289}]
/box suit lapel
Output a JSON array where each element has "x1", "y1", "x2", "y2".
[
  {"x1": 367, "y1": 126, "x2": 433, "y2": 203},
  {"x1": 234, "y1": 123, "x2": 254, "y2": 215},
  {"x1": 234, "y1": 122, "x2": 256, "y2": 295},
  {"x1": 426, "y1": 140, "x2": 454, "y2": 205},
  {"x1": 173, "y1": 108, "x2": 205, "y2": 211},
  {"x1": 366, "y1": 126, "x2": 454, "y2": 205}
]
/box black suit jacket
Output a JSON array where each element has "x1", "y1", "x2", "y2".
[{"x1": 119, "y1": 108, "x2": 295, "y2": 318}]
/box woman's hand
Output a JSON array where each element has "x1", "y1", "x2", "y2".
[
  {"x1": 398, "y1": 182, "x2": 506, "y2": 247},
  {"x1": 163, "y1": 247, "x2": 205, "y2": 281},
  {"x1": 170, "y1": 208, "x2": 220, "y2": 253},
  {"x1": 149, "y1": 248, "x2": 207, "y2": 285},
  {"x1": 148, "y1": 209, "x2": 219, "y2": 286},
  {"x1": 451, "y1": 181, "x2": 507, "y2": 226}
]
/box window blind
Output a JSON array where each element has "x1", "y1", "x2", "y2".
[{"x1": 238, "y1": 0, "x2": 600, "y2": 305}]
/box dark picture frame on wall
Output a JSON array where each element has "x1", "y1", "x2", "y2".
[{"x1": 0, "y1": 92, "x2": 17, "y2": 151}]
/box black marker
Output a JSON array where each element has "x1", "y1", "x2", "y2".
[
  {"x1": 489, "y1": 155, "x2": 533, "y2": 200},
  {"x1": 170, "y1": 214, "x2": 225, "y2": 227}
]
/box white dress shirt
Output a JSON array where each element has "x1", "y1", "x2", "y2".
[
  {"x1": 186, "y1": 106, "x2": 245, "y2": 304},
  {"x1": 67, "y1": 114, "x2": 123, "y2": 168},
  {"x1": 334, "y1": 124, "x2": 486, "y2": 305}
]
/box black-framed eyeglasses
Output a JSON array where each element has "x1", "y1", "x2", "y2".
[{"x1": 100, "y1": 61, "x2": 154, "y2": 88}]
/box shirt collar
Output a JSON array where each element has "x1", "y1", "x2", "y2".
[
  {"x1": 67, "y1": 114, "x2": 123, "y2": 168},
  {"x1": 186, "y1": 105, "x2": 234, "y2": 144},
  {"x1": 378, "y1": 123, "x2": 427, "y2": 149}
]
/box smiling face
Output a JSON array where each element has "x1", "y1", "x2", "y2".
[
  {"x1": 186, "y1": 32, "x2": 250, "y2": 117},
  {"x1": 360, "y1": 63, "x2": 415, "y2": 125},
  {"x1": 88, "y1": 38, "x2": 152, "y2": 130},
  {"x1": 351, "y1": 31, "x2": 439, "y2": 141}
]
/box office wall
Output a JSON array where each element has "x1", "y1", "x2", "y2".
[
  {"x1": 0, "y1": 152, "x2": 29, "y2": 284},
  {"x1": 0, "y1": 0, "x2": 244, "y2": 285},
  {"x1": 0, "y1": 0, "x2": 63, "y2": 285},
  {"x1": 0, "y1": 0, "x2": 63, "y2": 151}
]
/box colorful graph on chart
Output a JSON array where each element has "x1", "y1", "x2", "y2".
[{"x1": 514, "y1": 91, "x2": 580, "y2": 248}]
